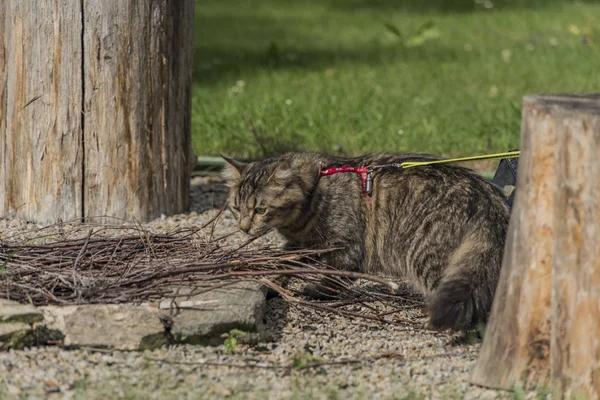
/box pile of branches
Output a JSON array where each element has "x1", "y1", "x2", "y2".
[{"x1": 0, "y1": 217, "x2": 423, "y2": 324}]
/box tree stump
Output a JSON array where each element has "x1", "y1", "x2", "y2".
[
  {"x1": 0, "y1": 0, "x2": 194, "y2": 224},
  {"x1": 471, "y1": 93, "x2": 600, "y2": 398}
]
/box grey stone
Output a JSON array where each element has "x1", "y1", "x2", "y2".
[
  {"x1": 163, "y1": 281, "x2": 266, "y2": 345},
  {"x1": 40, "y1": 304, "x2": 169, "y2": 351},
  {"x1": 0, "y1": 298, "x2": 44, "y2": 324},
  {"x1": 0, "y1": 322, "x2": 32, "y2": 349},
  {"x1": 465, "y1": 389, "x2": 501, "y2": 400}
]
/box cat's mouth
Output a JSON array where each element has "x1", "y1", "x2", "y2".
[{"x1": 241, "y1": 225, "x2": 274, "y2": 237}]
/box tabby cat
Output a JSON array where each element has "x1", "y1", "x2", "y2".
[{"x1": 222, "y1": 152, "x2": 510, "y2": 331}]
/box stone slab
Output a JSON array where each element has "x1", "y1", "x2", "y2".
[
  {"x1": 40, "y1": 304, "x2": 169, "y2": 351},
  {"x1": 0, "y1": 281, "x2": 268, "y2": 351},
  {"x1": 0, "y1": 298, "x2": 44, "y2": 324},
  {"x1": 0, "y1": 322, "x2": 32, "y2": 350},
  {"x1": 162, "y1": 281, "x2": 267, "y2": 345}
]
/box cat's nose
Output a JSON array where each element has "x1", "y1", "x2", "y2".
[{"x1": 239, "y1": 217, "x2": 251, "y2": 233}]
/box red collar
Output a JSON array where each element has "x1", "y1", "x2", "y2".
[{"x1": 319, "y1": 166, "x2": 373, "y2": 196}]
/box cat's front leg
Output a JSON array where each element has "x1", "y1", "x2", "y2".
[
  {"x1": 262, "y1": 242, "x2": 300, "y2": 299},
  {"x1": 299, "y1": 247, "x2": 363, "y2": 300},
  {"x1": 278, "y1": 241, "x2": 363, "y2": 300},
  {"x1": 264, "y1": 241, "x2": 323, "y2": 298},
  {"x1": 279, "y1": 241, "x2": 339, "y2": 299}
]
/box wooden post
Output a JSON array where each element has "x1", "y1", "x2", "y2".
[
  {"x1": 1, "y1": 0, "x2": 83, "y2": 223},
  {"x1": 471, "y1": 94, "x2": 600, "y2": 398},
  {"x1": 0, "y1": 0, "x2": 6, "y2": 211},
  {"x1": 0, "y1": 0, "x2": 194, "y2": 224}
]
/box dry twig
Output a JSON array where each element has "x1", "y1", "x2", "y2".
[{"x1": 0, "y1": 219, "x2": 423, "y2": 324}]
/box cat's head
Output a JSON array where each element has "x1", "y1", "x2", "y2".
[{"x1": 221, "y1": 155, "x2": 316, "y2": 236}]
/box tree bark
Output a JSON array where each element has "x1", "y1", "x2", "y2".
[
  {"x1": 471, "y1": 93, "x2": 600, "y2": 398},
  {"x1": 551, "y1": 94, "x2": 600, "y2": 397},
  {"x1": 1, "y1": 0, "x2": 83, "y2": 223},
  {"x1": 0, "y1": 0, "x2": 194, "y2": 224},
  {"x1": 83, "y1": 1, "x2": 194, "y2": 222},
  {"x1": 0, "y1": 0, "x2": 6, "y2": 211}
]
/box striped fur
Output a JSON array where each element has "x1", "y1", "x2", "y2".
[{"x1": 223, "y1": 152, "x2": 510, "y2": 331}]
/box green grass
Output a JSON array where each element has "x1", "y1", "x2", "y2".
[{"x1": 193, "y1": 0, "x2": 600, "y2": 160}]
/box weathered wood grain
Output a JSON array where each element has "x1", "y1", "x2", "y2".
[
  {"x1": 83, "y1": 0, "x2": 194, "y2": 222},
  {"x1": 1, "y1": 0, "x2": 193, "y2": 224},
  {"x1": 550, "y1": 96, "x2": 600, "y2": 399},
  {"x1": 1, "y1": 0, "x2": 7, "y2": 213},
  {"x1": 0, "y1": 0, "x2": 83, "y2": 223},
  {"x1": 471, "y1": 95, "x2": 556, "y2": 390},
  {"x1": 471, "y1": 94, "x2": 600, "y2": 396}
]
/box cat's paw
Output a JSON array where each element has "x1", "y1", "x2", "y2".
[
  {"x1": 423, "y1": 318, "x2": 441, "y2": 331},
  {"x1": 424, "y1": 318, "x2": 453, "y2": 333},
  {"x1": 301, "y1": 283, "x2": 341, "y2": 300}
]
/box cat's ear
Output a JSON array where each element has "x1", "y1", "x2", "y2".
[
  {"x1": 271, "y1": 158, "x2": 293, "y2": 182},
  {"x1": 221, "y1": 155, "x2": 248, "y2": 183}
]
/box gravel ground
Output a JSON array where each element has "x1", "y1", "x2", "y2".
[{"x1": 0, "y1": 177, "x2": 536, "y2": 400}]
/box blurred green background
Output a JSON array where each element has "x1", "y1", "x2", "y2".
[{"x1": 192, "y1": 0, "x2": 600, "y2": 167}]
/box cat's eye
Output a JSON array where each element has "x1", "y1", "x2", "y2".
[{"x1": 254, "y1": 207, "x2": 267, "y2": 215}]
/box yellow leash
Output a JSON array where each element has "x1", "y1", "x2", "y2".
[
  {"x1": 320, "y1": 150, "x2": 520, "y2": 196},
  {"x1": 400, "y1": 150, "x2": 520, "y2": 169}
]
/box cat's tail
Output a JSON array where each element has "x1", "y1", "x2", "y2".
[
  {"x1": 425, "y1": 230, "x2": 502, "y2": 331},
  {"x1": 426, "y1": 279, "x2": 478, "y2": 331}
]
